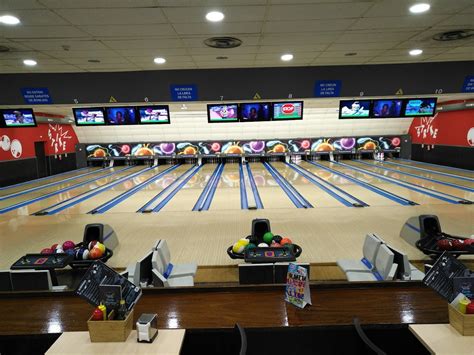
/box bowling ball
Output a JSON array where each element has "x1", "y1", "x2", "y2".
[
  {"x1": 271, "y1": 241, "x2": 282, "y2": 248},
  {"x1": 226, "y1": 145, "x2": 243, "y2": 154},
  {"x1": 93, "y1": 149, "x2": 106, "y2": 158},
  {"x1": 281, "y1": 238, "x2": 292, "y2": 246},
  {"x1": 436, "y1": 239, "x2": 453, "y2": 251},
  {"x1": 41, "y1": 248, "x2": 53, "y2": 255},
  {"x1": 273, "y1": 235, "x2": 283, "y2": 244},
  {"x1": 316, "y1": 143, "x2": 335, "y2": 152},
  {"x1": 363, "y1": 141, "x2": 377, "y2": 150},
  {"x1": 135, "y1": 147, "x2": 153, "y2": 156},
  {"x1": 239, "y1": 238, "x2": 250, "y2": 246},
  {"x1": 62, "y1": 241, "x2": 75, "y2": 251},
  {"x1": 340, "y1": 138, "x2": 356, "y2": 150},
  {"x1": 284, "y1": 244, "x2": 295, "y2": 253},
  {"x1": 121, "y1": 145, "x2": 131, "y2": 154},
  {"x1": 75, "y1": 248, "x2": 89, "y2": 260},
  {"x1": 160, "y1": 143, "x2": 175, "y2": 154},
  {"x1": 88, "y1": 240, "x2": 99, "y2": 250},
  {"x1": 211, "y1": 142, "x2": 221, "y2": 152},
  {"x1": 183, "y1": 146, "x2": 197, "y2": 155},
  {"x1": 245, "y1": 243, "x2": 256, "y2": 250},
  {"x1": 391, "y1": 137, "x2": 401, "y2": 147},
  {"x1": 94, "y1": 242, "x2": 106, "y2": 254},
  {"x1": 55, "y1": 248, "x2": 64, "y2": 254},
  {"x1": 273, "y1": 144, "x2": 286, "y2": 153},
  {"x1": 248, "y1": 235, "x2": 258, "y2": 245},
  {"x1": 258, "y1": 243, "x2": 269, "y2": 248},
  {"x1": 452, "y1": 239, "x2": 465, "y2": 251},
  {"x1": 263, "y1": 232, "x2": 274, "y2": 245},
  {"x1": 464, "y1": 239, "x2": 474, "y2": 246},
  {"x1": 300, "y1": 140, "x2": 310, "y2": 150},
  {"x1": 65, "y1": 249, "x2": 75, "y2": 257},
  {"x1": 89, "y1": 247, "x2": 103, "y2": 260},
  {"x1": 249, "y1": 141, "x2": 265, "y2": 153},
  {"x1": 232, "y1": 242, "x2": 245, "y2": 254},
  {"x1": 51, "y1": 243, "x2": 60, "y2": 250}
]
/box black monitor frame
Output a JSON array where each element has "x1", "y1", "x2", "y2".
[
  {"x1": 271, "y1": 101, "x2": 304, "y2": 121},
  {"x1": 207, "y1": 103, "x2": 240, "y2": 123},
  {"x1": 73, "y1": 107, "x2": 106, "y2": 126},
  {"x1": 136, "y1": 105, "x2": 171, "y2": 125},
  {"x1": 0, "y1": 108, "x2": 37, "y2": 128}
]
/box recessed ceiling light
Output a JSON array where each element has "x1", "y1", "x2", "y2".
[
  {"x1": 23, "y1": 59, "x2": 37, "y2": 66},
  {"x1": 409, "y1": 49, "x2": 423, "y2": 56},
  {"x1": 281, "y1": 54, "x2": 294, "y2": 61},
  {"x1": 0, "y1": 15, "x2": 20, "y2": 25},
  {"x1": 206, "y1": 11, "x2": 224, "y2": 22},
  {"x1": 153, "y1": 57, "x2": 166, "y2": 64},
  {"x1": 409, "y1": 3, "x2": 430, "y2": 14}
]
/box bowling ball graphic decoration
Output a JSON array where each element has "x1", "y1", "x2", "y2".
[
  {"x1": 211, "y1": 142, "x2": 221, "y2": 152},
  {"x1": 121, "y1": 144, "x2": 131, "y2": 155},
  {"x1": 243, "y1": 140, "x2": 265, "y2": 154},
  {"x1": 266, "y1": 140, "x2": 288, "y2": 153},
  {"x1": 177, "y1": 142, "x2": 198, "y2": 155},
  {"x1": 131, "y1": 144, "x2": 154, "y2": 156},
  {"x1": 86, "y1": 144, "x2": 110, "y2": 158},
  {"x1": 391, "y1": 137, "x2": 401, "y2": 147},
  {"x1": 221, "y1": 141, "x2": 244, "y2": 154},
  {"x1": 339, "y1": 138, "x2": 356, "y2": 150},
  {"x1": 356, "y1": 137, "x2": 379, "y2": 151},
  {"x1": 160, "y1": 143, "x2": 176, "y2": 155},
  {"x1": 197, "y1": 141, "x2": 221, "y2": 155},
  {"x1": 311, "y1": 139, "x2": 335, "y2": 152},
  {"x1": 287, "y1": 139, "x2": 311, "y2": 153}
]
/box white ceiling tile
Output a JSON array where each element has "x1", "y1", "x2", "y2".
[
  {"x1": 0, "y1": 58, "x2": 66, "y2": 65},
  {"x1": 56, "y1": 8, "x2": 167, "y2": 25},
  {"x1": 256, "y1": 52, "x2": 316, "y2": 60},
  {"x1": 258, "y1": 44, "x2": 328, "y2": 53},
  {"x1": 192, "y1": 53, "x2": 253, "y2": 61},
  {"x1": 0, "y1": 51, "x2": 52, "y2": 59},
  {"x1": 45, "y1": 49, "x2": 119, "y2": 58},
  {"x1": 264, "y1": 19, "x2": 356, "y2": 33},
  {"x1": 173, "y1": 22, "x2": 262, "y2": 36},
  {"x1": 188, "y1": 46, "x2": 258, "y2": 55},
  {"x1": 267, "y1": 3, "x2": 373, "y2": 20},
  {"x1": 435, "y1": 14, "x2": 474, "y2": 27},
  {"x1": 260, "y1": 33, "x2": 342, "y2": 45},
  {"x1": 158, "y1": 0, "x2": 266, "y2": 5},
  {"x1": 364, "y1": 0, "x2": 473, "y2": 17},
  {"x1": 80, "y1": 24, "x2": 176, "y2": 37},
  {"x1": 335, "y1": 31, "x2": 417, "y2": 43},
  {"x1": 318, "y1": 50, "x2": 383, "y2": 58},
  {"x1": 128, "y1": 55, "x2": 193, "y2": 64},
  {"x1": 116, "y1": 48, "x2": 188, "y2": 56},
  {"x1": 17, "y1": 40, "x2": 110, "y2": 51},
  {"x1": 102, "y1": 38, "x2": 183, "y2": 49},
  {"x1": 38, "y1": 0, "x2": 156, "y2": 8},
  {"x1": 0, "y1": 0, "x2": 45, "y2": 10},
  {"x1": 2, "y1": 9, "x2": 69, "y2": 25},
  {"x1": 325, "y1": 42, "x2": 399, "y2": 51},
  {"x1": 2, "y1": 26, "x2": 89, "y2": 39},
  {"x1": 163, "y1": 6, "x2": 266, "y2": 23},
  {"x1": 350, "y1": 15, "x2": 448, "y2": 31},
  {"x1": 62, "y1": 57, "x2": 130, "y2": 65}
]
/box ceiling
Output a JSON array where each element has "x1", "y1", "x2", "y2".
[{"x1": 0, "y1": 0, "x2": 473, "y2": 73}]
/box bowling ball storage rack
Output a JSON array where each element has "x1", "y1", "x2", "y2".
[
  {"x1": 416, "y1": 232, "x2": 474, "y2": 259},
  {"x1": 68, "y1": 242, "x2": 113, "y2": 268}
]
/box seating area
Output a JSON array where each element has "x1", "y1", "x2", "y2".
[
  {"x1": 126, "y1": 239, "x2": 197, "y2": 288},
  {"x1": 337, "y1": 234, "x2": 425, "y2": 282}
]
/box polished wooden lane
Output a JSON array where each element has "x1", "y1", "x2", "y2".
[{"x1": 0, "y1": 283, "x2": 448, "y2": 336}]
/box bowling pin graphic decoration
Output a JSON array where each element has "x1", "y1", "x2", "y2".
[
  {"x1": 10, "y1": 139, "x2": 22, "y2": 159},
  {"x1": 0, "y1": 135, "x2": 11, "y2": 151}
]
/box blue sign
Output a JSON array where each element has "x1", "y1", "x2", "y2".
[
  {"x1": 314, "y1": 80, "x2": 341, "y2": 97},
  {"x1": 170, "y1": 84, "x2": 198, "y2": 101},
  {"x1": 462, "y1": 75, "x2": 474, "y2": 93},
  {"x1": 21, "y1": 87, "x2": 52, "y2": 104}
]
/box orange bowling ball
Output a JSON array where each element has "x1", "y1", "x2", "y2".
[
  {"x1": 93, "y1": 149, "x2": 106, "y2": 158},
  {"x1": 280, "y1": 238, "x2": 293, "y2": 245},
  {"x1": 363, "y1": 141, "x2": 376, "y2": 150},
  {"x1": 273, "y1": 144, "x2": 286, "y2": 153},
  {"x1": 315, "y1": 143, "x2": 334, "y2": 152},
  {"x1": 89, "y1": 247, "x2": 104, "y2": 260},
  {"x1": 136, "y1": 147, "x2": 154, "y2": 156},
  {"x1": 226, "y1": 145, "x2": 243, "y2": 154},
  {"x1": 183, "y1": 146, "x2": 197, "y2": 155}
]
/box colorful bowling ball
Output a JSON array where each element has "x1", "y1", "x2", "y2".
[
  {"x1": 75, "y1": 248, "x2": 89, "y2": 260},
  {"x1": 51, "y1": 243, "x2": 61, "y2": 250},
  {"x1": 55, "y1": 248, "x2": 64, "y2": 254},
  {"x1": 245, "y1": 243, "x2": 256, "y2": 250},
  {"x1": 62, "y1": 241, "x2": 75, "y2": 251},
  {"x1": 88, "y1": 240, "x2": 99, "y2": 250},
  {"x1": 452, "y1": 239, "x2": 465, "y2": 250},
  {"x1": 238, "y1": 238, "x2": 249, "y2": 246},
  {"x1": 263, "y1": 232, "x2": 274, "y2": 245},
  {"x1": 41, "y1": 248, "x2": 53, "y2": 255},
  {"x1": 94, "y1": 242, "x2": 106, "y2": 254},
  {"x1": 258, "y1": 243, "x2": 269, "y2": 248},
  {"x1": 271, "y1": 241, "x2": 282, "y2": 248},
  {"x1": 436, "y1": 239, "x2": 452, "y2": 251},
  {"x1": 89, "y1": 247, "x2": 103, "y2": 260},
  {"x1": 232, "y1": 242, "x2": 245, "y2": 254},
  {"x1": 65, "y1": 249, "x2": 75, "y2": 257},
  {"x1": 273, "y1": 235, "x2": 283, "y2": 244},
  {"x1": 280, "y1": 238, "x2": 292, "y2": 246},
  {"x1": 464, "y1": 239, "x2": 474, "y2": 246},
  {"x1": 273, "y1": 144, "x2": 286, "y2": 153}
]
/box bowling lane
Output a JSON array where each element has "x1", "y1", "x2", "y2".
[
  {"x1": 160, "y1": 164, "x2": 217, "y2": 212},
  {"x1": 56, "y1": 166, "x2": 174, "y2": 215},
  {"x1": 105, "y1": 164, "x2": 192, "y2": 213},
  {"x1": 248, "y1": 163, "x2": 296, "y2": 209},
  {"x1": 364, "y1": 160, "x2": 474, "y2": 189},
  {"x1": 393, "y1": 159, "x2": 474, "y2": 179},
  {"x1": 347, "y1": 160, "x2": 473, "y2": 201},
  {"x1": 1, "y1": 166, "x2": 145, "y2": 216},
  {"x1": 321, "y1": 161, "x2": 450, "y2": 205},
  {"x1": 209, "y1": 163, "x2": 243, "y2": 211},
  {"x1": 0, "y1": 167, "x2": 105, "y2": 197},
  {"x1": 270, "y1": 162, "x2": 341, "y2": 207},
  {"x1": 298, "y1": 161, "x2": 400, "y2": 207}
]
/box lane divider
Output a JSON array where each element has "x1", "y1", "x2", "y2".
[
  {"x1": 89, "y1": 164, "x2": 181, "y2": 214},
  {"x1": 395, "y1": 158, "x2": 474, "y2": 174},
  {"x1": 33, "y1": 166, "x2": 155, "y2": 215},
  {"x1": 151, "y1": 165, "x2": 203, "y2": 212},
  {"x1": 0, "y1": 166, "x2": 136, "y2": 215},
  {"x1": 383, "y1": 159, "x2": 473, "y2": 183},
  {"x1": 0, "y1": 167, "x2": 90, "y2": 191},
  {"x1": 192, "y1": 164, "x2": 223, "y2": 211},
  {"x1": 246, "y1": 164, "x2": 264, "y2": 209},
  {"x1": 306, "y1": 161, "x2": 417, "y2": 206},
  {"x1": 139, "y1": 165, "x2": 199, "y2": 212},
  {"x1": 355, "y1": 160, "x2": 474, "y2": 193},
  {"x1": 201, "y1": 163, "x2": 226, "y2": 211},
  {"x1": 239, "y1": 163, "x2": 249, "y2": 210},
  {"x1": 336, "y1": 161, "x2": 472, "y2": 204},
  {"x1": 287, "y1": 162, "x2": 367, "y2": 207},
  {"x1": 263, "y1": 162, "x2": 312, "y2": 208},
  {"x1": 0, "y1": 167, "x2": 116, "y2": 201}
]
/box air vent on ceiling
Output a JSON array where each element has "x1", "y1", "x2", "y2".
[
  {"x1": 88, "y1": 59, "x2": 101, "y2": 63},
  {"x1": 344, "y1": 52, "x2": 357, "y2": 56},
  {"x1": 0, "y1": 45, "x2": 10, "y2": 53},
  {"x1": 216, "y1": 56, "x2": 228, "y2": 60},
  {"x1": 433, "y1": 29, "x2": 473, "y2": 41},
  {"x1": 204, "y1": 37, "x2": 242, "y2": 49}
]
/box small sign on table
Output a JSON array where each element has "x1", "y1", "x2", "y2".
[{"x1": 285, "y1": 263, "x2": 311, "y2": 308}]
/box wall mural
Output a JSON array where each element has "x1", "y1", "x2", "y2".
[{"x1": 86, "y1": 136, "x2": 401, "y2": 159}]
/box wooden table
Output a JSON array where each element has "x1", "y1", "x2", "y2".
[
  {"x1": 46, "y1": 329, "x2": 185, "y2": 355},
  {"x1": 409, "y1": 324, "x2": 474, "y2": 355}
]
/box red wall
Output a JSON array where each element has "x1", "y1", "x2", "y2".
[
  {"x1": 0, "y1": 123, "x2": 79, "y2": 161},
  {"x1": 408, "y1": 109, "x2": 474, "y2": 147}
]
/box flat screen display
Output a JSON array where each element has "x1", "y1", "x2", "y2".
[
  {"x1": 272, "y1": 102, "x2": 303, "y2": 121},
  {"x1": 403, "y1": 98, "x2": 437, "y2": 117},
  {"x1": 240, "y1": 102, "x2": 271, "y2": 122},
  {"x1": 106, "y1": 107, "x2": 137, "y2": 125},
  {"x1": 339, "y1": 100, "x2": 371, "y2": 119},
  {"x1": 73, "y1": 108, "x2": 105, "y2": 126},
  {"x1": 1, "y1": 109, "x2": 36, "y2": 127},
  {"x1": 371, "y1": 99, "x2": 403, "y2": 118},
  {"x1": 137, "y1": 106, "x2": 170, "y2": 124},
  {"x1": 207, "y1": 104, "x2": 239, "y2": 123}
]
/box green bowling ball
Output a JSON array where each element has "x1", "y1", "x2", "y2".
[
  {"x1": 245, "y1": 243, "x2": 257, "y2": 250},
  {"x1": 263, "y1": 232, "x2": 274, "y2": 245}
]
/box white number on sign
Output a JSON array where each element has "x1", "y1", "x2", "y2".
[
  {"x1": 359, "y1": 91, "x2": 364, "y2": 97},
  {"x1": 144, "y1": 97, "x2": 149, "y2": 102},
  {"x1": 220, "y1": 96, "x2": 224, "y2": 101},
  {"x1": 435, "y1": 89, "x2": 443, "y2": 94},
  {"x1": 73, "y1": 99, "x2": 78, "y2": 104}
]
